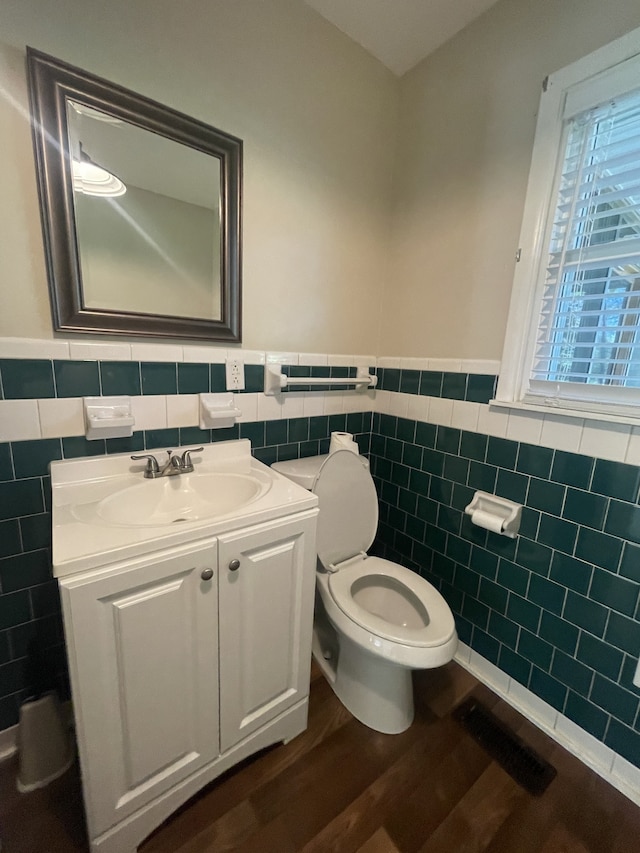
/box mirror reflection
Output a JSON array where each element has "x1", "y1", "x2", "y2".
[{"x1": 67, "y1": 102, "x2": 222, "y2": 321}]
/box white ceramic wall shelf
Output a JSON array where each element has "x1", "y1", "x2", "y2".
[
  {"x1": 199, "y1": 393, "x2": 242, "y2": 429},
  {"x1": 84, "y1": 396, "x2": 134, "y2": 440}
]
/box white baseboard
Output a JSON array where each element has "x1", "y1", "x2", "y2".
[{"x1": 455, "y1": 643, "x2": 640, "y2": 808}]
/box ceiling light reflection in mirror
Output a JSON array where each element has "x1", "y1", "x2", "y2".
[{"x1": 67, "y1": 101, "x2": 222, "y2": 322}]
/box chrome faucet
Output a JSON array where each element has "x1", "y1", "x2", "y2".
[{"x1": 131, "y1": 447, "x2": 203, "y2": 479}]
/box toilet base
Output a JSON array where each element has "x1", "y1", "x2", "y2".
[{"x1": 313, "y1": 631, "x2": 414, "y2": 734}]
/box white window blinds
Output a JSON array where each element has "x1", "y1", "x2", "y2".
[{"x1": 526, "y1": 85, "x2": 640, "y2": 413}]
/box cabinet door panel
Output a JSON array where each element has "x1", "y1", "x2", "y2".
[
  {"x1": 218, "y1": 513, "x2": 316, "y2": 751},
  {"x1": 61, "y1": 541, "x2": 218, "y2": 835},
  {"x1": 113, "y1": 577, "x2": 199, "y2": 787}
]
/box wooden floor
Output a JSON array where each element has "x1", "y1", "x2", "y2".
[{"x1": 1, "y1": 662, "x2": 639, "y2": 852}]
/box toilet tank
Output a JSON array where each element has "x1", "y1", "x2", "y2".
[{"x1": 272, "y1": 453, "x2": 368, "y2": 490}]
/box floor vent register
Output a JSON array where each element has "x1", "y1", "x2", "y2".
[{"x1": 453, "y1": 696, "x2": 557, "y2": 796}]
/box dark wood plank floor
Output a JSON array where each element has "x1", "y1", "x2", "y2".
[{"x1": 1, "y1": 661, "x2": 639, "y2": 852}]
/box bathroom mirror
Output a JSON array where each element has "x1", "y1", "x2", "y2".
[{"x1": 26, "y1": 48, "x2": 242, "y2": 342}]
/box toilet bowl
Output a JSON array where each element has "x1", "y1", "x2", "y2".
[{"x1": 272, "y1": 449, "x2": 457, "y2": 734}]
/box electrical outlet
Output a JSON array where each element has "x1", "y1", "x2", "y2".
[
  {"x1": 634, "y1": 656, "x2": 640, "y2": 689},
  {"x1": 225, "y1": 358, "x2": 245, "y2": 391}
]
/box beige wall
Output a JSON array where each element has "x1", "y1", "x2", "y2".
[
  {"x1": 4, "y1": 0, "x2": 640, "y2": 361},
  {"x1": 382, "y1": 0, "x2": 640, "y2": 360},
  {"x1": 0, "y1": 0, "x2": 397, "y2": 354}
]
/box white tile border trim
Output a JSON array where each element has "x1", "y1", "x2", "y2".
[
  {"x1": 2, "y1": 336, "x2": 640, "y2": 465},
  {"x1": 455, "y1": 642, "x2": 640, "y2": 808},
  {"x1": 374, "y1": 391, "x2": 640, "y2": 466}
]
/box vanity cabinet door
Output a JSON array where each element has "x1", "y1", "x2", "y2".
[
  {"x1": 217, "y1": 510, "x2": 317, "y2": 752},
  {"x1": 59, "y1": 540, "x2": 219, "y2": 837}
]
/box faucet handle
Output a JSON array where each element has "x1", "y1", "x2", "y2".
[
  {"x1": 180, "y1": 446, "x2": 203, "y2": 469},
  {"x1": 131, "y1": 453, "x2": 160, "y2": 477}
]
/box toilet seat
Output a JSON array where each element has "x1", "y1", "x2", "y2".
[
  {"x1": 313, "y1": 452, "x2": 456, "y2": 651},
  {"x1": 328, "y1": 556, "x2": 456, "y2": 648},
  {"x1": 313, "y1": 450, "x2": 378, "y2": 569}
]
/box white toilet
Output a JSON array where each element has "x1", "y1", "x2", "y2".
[{"x1": 272, "y1": 449, "x2": 458, "y2": 734}]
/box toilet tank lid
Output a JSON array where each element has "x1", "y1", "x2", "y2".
[
  {"x1": 271, "y1": 454, "x2": 329, "y2": 489},
  {"x1": 272, "y1": 453, "x2": 369, "y2": 489}
]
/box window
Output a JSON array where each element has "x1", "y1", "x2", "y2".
[{"x1": 496, "y1": 26, "x2": 640, "y2": 422}]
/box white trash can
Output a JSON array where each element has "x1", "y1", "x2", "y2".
[{"x1": 16, "y1": 692, "x2": 74, "y2": 793}]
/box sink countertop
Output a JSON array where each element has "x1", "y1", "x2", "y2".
[{"x1": 51, "y1": 439, "x2": 318, "y2": 577}]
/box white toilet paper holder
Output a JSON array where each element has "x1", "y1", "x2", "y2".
[{"x1": 464, "y1": 491, "x2": 522, "y2": 538}]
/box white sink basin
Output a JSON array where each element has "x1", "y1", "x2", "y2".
[
  {"x1": 93, "y1": 472, "x2": 270, "y2": 528},
  {"x1": 51, "y1": 440, "x2": 318, "y2": 576}
]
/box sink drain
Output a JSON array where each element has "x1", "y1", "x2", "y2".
[{"x1": 172, "y1": 518, "x2": 188, "y2": 523}]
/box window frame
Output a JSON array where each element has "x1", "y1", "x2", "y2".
[{"x1": 495, "y1": 25, "x2": 640, "y2": 425}]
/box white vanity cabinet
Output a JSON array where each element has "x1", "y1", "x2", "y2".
[
  {"x1": 51, "y1": 439, "x2": 318, "y2": 853},
  {"x1": 59, "y1": 540, "x2": 221, "y2": 835},
  {"x1": 60, "y1": 511, "x2": 317, "y2": 851}
]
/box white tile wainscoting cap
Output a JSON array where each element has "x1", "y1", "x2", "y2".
[
  {"x1": 236, "y1": 350, "x2": 266, "y2": 365},
  {"x1": 182, "y1": 345, "x2": 228, "y2": 364},
  {"x1": 327, "y1": 354, "x2": 355, "y2": 367},
  {"x1": 0, "y1": 338, "x2": 70, "y2": 360},
  {"x1": 266, "y1": 352, "x2": 299, "y2": 365},
  {"x1": 298, "y1": 352, "x2": 328, "y2": 366},
  {"x1": 428, "y1": 358, "x2": 462, "y2": 372},
  {"x1": 455, "y1": 642, "x2": 640, "y2": 808},
  {"x1": 130, "y1": 344, "x2": 184, "y2": 363},
  {"x1": 377, "y1": 357, "x2": 400, "y2": 369},
  {"x1": 461, "y1": 359, "x2": 502, "y2": 375},
  {"x1": 68, "y1": 342, "x2": 132, "y2": 361},
  {"x1": 400, "y1": 357, "x2": 429, "y2": 370},
  {"x1": 0, "y1": 400, "x2": 41, "y2": 441}
]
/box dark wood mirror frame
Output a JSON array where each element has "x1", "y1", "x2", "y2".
[{"x1": 26, "y1": 47, "x2": 242, "y2": 342}]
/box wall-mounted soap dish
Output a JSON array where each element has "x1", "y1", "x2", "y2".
[
  {"x1": 199, "y1": 393, "x2": 241, "y2": 429},
  {"x1": 84, "y1": 397, "x2": 134, "y2": 440}
]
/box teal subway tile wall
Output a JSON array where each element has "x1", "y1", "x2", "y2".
[
  {"x1": 1, "y1": 355, "x2": 639, "y2": 774},
  {"x1": 369, "y1": 407, "x2": 640, "y2": 768}
]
